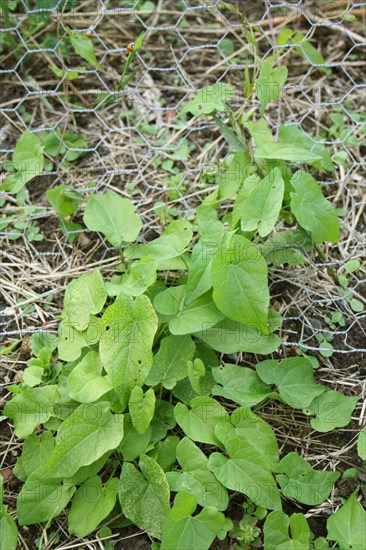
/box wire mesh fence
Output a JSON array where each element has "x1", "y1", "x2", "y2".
[{"x1": 0, "y1": 0, "x2": 365, "y2": 359}]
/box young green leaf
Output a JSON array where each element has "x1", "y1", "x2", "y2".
[
  {"x1": 148, "y1": 435, "x2": 180, "y2": 472},
  {"x1": 212, "y1": 364, "x2": 273, "y2": 407},
  {"x1": 184, "y1": 230, "x2": 224, "y2": 305},
  {"x1": 150, "y1": 400, "x2": 176, "y2": 444},
  {"x1": 166, "y1": 437, "x2": 229, "y2": 511},
  {"x1": 44, "y1": 402, "x2": 124, "y2": 478},
  {"x1": 187, "y1": 358, "x2": 210, "y2": 396},
  {"x1": 327, "y1": 492, "x2": 366, "y2": 549},
  {"x1": 216, "y1": 407, "x2": 280, "y2": 472},
  {"x1": 290, "y1": 170, "x2": 340, "y2": 243},
  {"x1": 67, "y1": 350, "x2": 113, "y2": 403},
  {"x1": 124, "y1": 220, "x2": 192, "y2": 264},
  {"x1": 106, "y1": 258, "x2": 157, "y2": 297},
  {"x1": 256, "y1": 61, "x2": 288, "y2": 112},
  {"x1": 68, "y1": 476, "x2": 118, "y2": 537},
  {"x1": 174, "y1": 397, "x2": 229, "y2": 446},
  {"x1": 244, "y1": 118, "x2": 274, "y2": 147},
  {"x1": 169, "y1": 292, "x2": 225, "y2": 336},
  {"x1": 13, "y1": 431, "x2": 55, "y2": 481},
  {"x1": 263, "y1": 511, "x2": 311, "y2": 550},
  {"x1": 0, "y1": 477, "x2": 18, "y2": 550},
  {"x1": 99, "y1": 293, "x2": 158, "y2": 407},
  {"x1": 357, "y1": 427, "x2": 366, "y2": 460},
  {"x1": 118, "y1": 414, "x2": 151, "y2": 462},
  {"x1": 194, "y1": 313, "x2": 281, "y2": 354},
  {"x1": 83, "y1": 191, "x2": 142, "y2": 248},
  {"x1": 207, "y1": 451, "x2": 281, "y2": 511},
  {"x1": 154, "y1": 284, "x2": 186, "y2": 317},
  {"x1": 129, "y1": 386, "x2": 156, "y2": 434},
  {"x1": 260, "y1": 229, "x2": 311, "y2": 267},
  {"x1": 161, "y1": 492, "x2": 232, "y2": 550},
  {"x1": 3, "y1": 385, "x2": 60, "y2": 439},
  {"x1": 65, "y1": 453, "x2": 111, "y2": 486},
  {"x1": 46, "y1": 184, "x2": 81, "y2": 218},
  {"x1": 305, "y1": 390, "x2": 358, "y2": 432},
  {"x1": 62, "y1": 268, "x2": 107, "y2": 331},
  {"x1": 218, "y1": 151, "x2": 252, "y2": 200},
  {"x1": 256, "y1": 357, "x2": 327, "y2": 408},
  {"x1": 145, "y1": 334, "x2": 195, "y2": 389},
  {"x1": 292, "y1": 33, "x2": 330, "y2": 74},
  {"x1": 240, "y1": 167, "x2": 284, "y2": 237},
  {"x1": 22, "y1": 365, "x2": 44, "y2": 388},
  {"x1": 211, "y1": 234, "x2": 270, "y2": 334},
  {"x1": 68, "y1": 30, "x2": 103, "y2": 70},
  {"x1": 0, "y1": 339, "x2": 21, "y2": 356},
  {"x1": 279, "y1": 125, "x2": 335, "y2": 172},
  {"x1": 276, "y1": 452, "x2": 340, "y2": 505},
  {"x1": 118, "y1": 455, "x2": 170, "y2": 535},
  {"x1": 17, "y1": 475, "x2": 75, "y2": 525},
  {"x1": 255, "y1": 141, "x2": 322, "y2": 163},
  {"x1": 57, "y1": 319, "x2": 94, "y2": 362},
  {"x1": 212, "y1": 113, "x2": 244, "y2": 151},
  {"x1": 179, "y1": 83, "x2": 234, "y2": 117},
  {"x1": 174, "y1": 361, "x2": 215, "y2": 403},
  {"x1": 0, "y1": 131, "x2": 45, "y2": 194}
]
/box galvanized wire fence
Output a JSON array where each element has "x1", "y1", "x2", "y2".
[{"x1": 0, "y1": 0, "x2": 365, "y2": 357}]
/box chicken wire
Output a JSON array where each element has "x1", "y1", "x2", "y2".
[{"x1": 0, "y1": 0, "x2": 365, "y2": 358}]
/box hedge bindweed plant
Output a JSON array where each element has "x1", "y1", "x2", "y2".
[{"x1": 2, "y1": 65, "x2": 365, "y2": 550}]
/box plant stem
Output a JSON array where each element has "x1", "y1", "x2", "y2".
[
  {"x1": 1, "y1": 2, "x2": 18, "y2": 49},
  {"x1": 314, "y1": 243, "x2": 339, "y2": 284},
  {"x1": 119, "y1": 247, "x2": 126, "y2": 270}
]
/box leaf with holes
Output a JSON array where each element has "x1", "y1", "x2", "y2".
[
  {"x1": 62, "y1": 268, "x2": 107, "y2": 331},
  {"x1": 99, "y1": 293, "x2": 158, "y2": 408}
]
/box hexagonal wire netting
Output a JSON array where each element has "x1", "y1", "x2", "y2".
[{"x1": 0, "y1": 1, "x2": 365, "y2": 360}]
